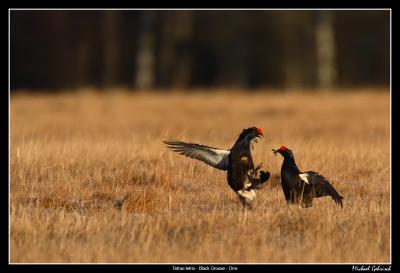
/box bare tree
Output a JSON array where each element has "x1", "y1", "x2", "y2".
[
  {"x1": 171, "y1": 11, "x2": 193, "y2": 88},
  {"x1": 102, "y1": 11, "x2": 123, "y2": 88},
  {"x1": 280, "y1": 12, "x2": 307, "y2": 90},
  {"x1": 135, "y1": 11, "x2": 156, "y2": 90},
  {"x1": 315, "y1": 11, "x2": 337, "y2": 90}
]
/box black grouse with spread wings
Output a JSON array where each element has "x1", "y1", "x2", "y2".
[{"x1": 164, "y1": 127, "x2": 270, "y2": 206}]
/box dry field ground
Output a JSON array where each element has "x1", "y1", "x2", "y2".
[{"x1": 10, "y1": 89, "x2": 390, "y2": 263}]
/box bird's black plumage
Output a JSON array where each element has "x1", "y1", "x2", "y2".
[
  {"x1": 164, "y1": 127, "x2": 270, "y2": 206},
  {"x1": 273, "y1": 146, "x2": 343, "y2": 208}
]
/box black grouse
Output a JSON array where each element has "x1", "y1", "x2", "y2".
[
  {"x1": 163, "y1": 127, "x2": 270, "y2": 206},
  {"x1": 273, "y1": 146, "x2": 343, "y2": 208}
]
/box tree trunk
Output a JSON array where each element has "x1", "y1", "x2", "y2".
[
  {"x1": 171, "y1": 11, "x2": 193, "y2": 89},
  {"x1": 102, "y1": 11, "x2": 122, "y2": 89},
  {"x1": 280, "y1": 12, "x2": 308, "y2": 90},
  {"x1": 315, "y1": 11, "x2": 337, "y2": 90},
  {"x1": 135, "y1": 11, "x2": 156, "y2": 90}
]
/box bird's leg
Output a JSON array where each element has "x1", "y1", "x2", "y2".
[
  {"x1": 299, "y1": 183, "x2": 306, "y2": 208},
  {"x1": 242, "y1": 199, "x2": 248, "y2": 212},
  {"x1": 242, "y1": 205, "x2": 248, "y2": 223},
  {"x1": 240, "y1": 199, "x2": 251, "y2": 224},
  {"x1": 239, "y1": 196, "x2": 246, "y2": 208}
]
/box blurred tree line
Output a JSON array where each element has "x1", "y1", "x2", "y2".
[{"x1": 10, "y1": 10, "x2": 390, "y2": 91}]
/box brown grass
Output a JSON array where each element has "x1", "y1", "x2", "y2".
[{"x1": 10, "y1": 89, "x2": 390, "y2": 263}]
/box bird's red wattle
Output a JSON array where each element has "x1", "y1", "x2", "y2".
[{"x1": 280, "y1": 145, "x2": 287, "y2": 151}]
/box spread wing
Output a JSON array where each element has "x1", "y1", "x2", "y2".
[
  {"x1": 302, "y1": 171, "x2": 344, "y2": 207},
  {"x1": 163, "y1": 139, "x2": 230, "y2": 171}
]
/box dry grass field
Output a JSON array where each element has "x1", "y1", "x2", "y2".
[{"x1": 10, "y1": 89, "x2": 390, "y2": 263}]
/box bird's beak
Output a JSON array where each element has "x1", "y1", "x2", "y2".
[{"x1": 272, "y1": 148, "x2": 279, "y2": 155}]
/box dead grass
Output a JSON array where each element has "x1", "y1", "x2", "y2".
[{"x1": 10, "y1": 89, "x2": 390, "y2": 263}]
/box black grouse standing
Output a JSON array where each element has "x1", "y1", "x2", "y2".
[
  {"x1": 163, "y1": 127, "x2": 270, "y2": 207},
  {"x1": 273, "y1": 146, "x2": 343, "y2": 208}
]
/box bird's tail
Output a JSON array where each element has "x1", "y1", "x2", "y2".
[
  {"x1": 259, "y1": 171, "x2": 270, "y2": 184},
  {"x1": 248, "y1": 171, "x2": 270, "y2": 189},
  {"x1": 322, "y1": 180, "x2": 344, "y2": 208},
  {"x1": 331, "y1": 191, "x2": 344, "y2": 208}
]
